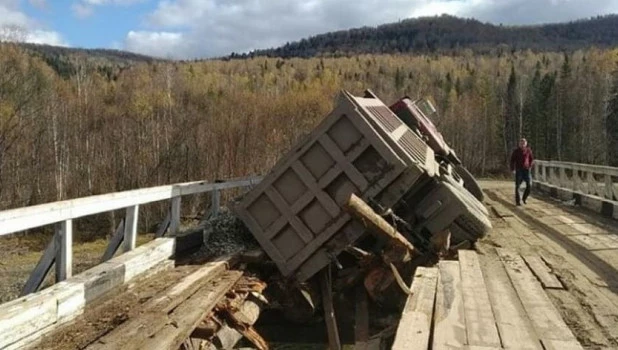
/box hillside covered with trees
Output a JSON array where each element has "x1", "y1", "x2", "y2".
[
  {"x1": 1, "y1": 40, "x2": 617, "y2": 232},
  {"x1": 241, "y1": 14, "x2": 618, "y2": 58}
]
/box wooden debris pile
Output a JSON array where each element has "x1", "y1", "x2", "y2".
[{"x1": 182, "y1": 277, "x2": 268, "y2": 350}]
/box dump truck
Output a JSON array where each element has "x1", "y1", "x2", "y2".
[{"x1": 232, "y1": 90, "x2": 491, "y2": 282}]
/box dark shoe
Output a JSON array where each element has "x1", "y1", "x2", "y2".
[
  {"x1": 523, "y1": 199, "x2": 527, "y2": 204},
  {"x1": 516, "y1": 202, "x2": 521, "y2": 206}
]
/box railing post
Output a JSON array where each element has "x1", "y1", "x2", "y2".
[
  {"x1": 169, "y1": 197, "x2": 181, "y2": 235},
  {"x1": 587, "y1": 172, "x2": 597, "y2": 196},
  {"x1": 123, "y1": 205, "x2": 139, "y2": 252},
  {"x1": 604, "y1": 174, "x2": 614, "y2": 200},
  {"x1": 571, "y1": 166, "x2": 577, "y2": 192},
  {"x1": 541, "y1": 163, "x2": 546, "y2": 183},
  {"x1": 559, "y1": 166, "x2": 566, "y2": 189},
  {"x1": 55, "y1": 219, "x2": 72, "y2": 282},
  {"x1": 211, "y1": 189, "x2": 220, "y2": 217}
]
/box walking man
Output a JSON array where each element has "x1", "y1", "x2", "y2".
[{"x1": 510, "y1": 138, "x2": 534, "y2": 206}]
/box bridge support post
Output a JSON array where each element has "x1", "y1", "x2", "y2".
[
  {"x1": 55, "y1": 220, "x2": 73, "y2": 281},
  {"x1": 123, "y1": 205, "x2": 139, "y2": 252}
]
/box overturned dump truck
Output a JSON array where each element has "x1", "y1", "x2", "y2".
[{"x1": 233, "y1": 90, "x2": 491, "y2": 282}]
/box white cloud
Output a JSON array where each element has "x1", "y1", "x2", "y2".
[
  {"x1": 71, "y1": 0, "x2": 146, "y2": 19},
  {"x1": 124, "y1": 30, "x2": 189, "y2": 59},
  {"x1": 123, "y1": 0, "x2": 618, "y2": 59},
  {"x1": 0, "y1": 1, "x2": 32, "y2": 28},
  {"x1": 0, "y1": 0, "x2": 67, "y2": 45},
  {"x1": 25, "y1": 29, "x2": 68, "y2": 46},
  {"x1": 71, "y1": 3, "x2": 93, "y2": 18}
]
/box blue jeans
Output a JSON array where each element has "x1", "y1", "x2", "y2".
[{"x1": 515, "y1": 169, "x2": 531, "y2": 205}]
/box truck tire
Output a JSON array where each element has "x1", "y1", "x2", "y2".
[
  {"x1": 454, "y1": 164, "x2": 484, "y2": 202},
  {"x1": 442, "y1": 180, "x2": 492, "y2": 243},
  {"x1": 450, "y1": 206, "x2": 492, "y2": 243},
  {"x1": 441, "y1": 172, "x2": 489, "y2": 217}
]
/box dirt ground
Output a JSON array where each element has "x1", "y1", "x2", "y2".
[{"x1": 478, "y1": 183, "x2": 618, "y2": 349}]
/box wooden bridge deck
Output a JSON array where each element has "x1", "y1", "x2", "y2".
[
  {"x1": 392, "y1": 183, "x2": 618, "y2": 350},
  {"x1": 1, "y1": 180, "x2": 617, "y2": 349}
]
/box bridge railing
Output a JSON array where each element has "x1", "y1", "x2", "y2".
[
  {"x1": 0, "y1": 176, "x2": 262, "y2": 296},
  {"x1": 533, "y1": 160, "x2": 618, "y2": 202}
]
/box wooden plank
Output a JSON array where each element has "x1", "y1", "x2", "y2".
[
  {"x1": 570, "y1": 223, "x2": 604, "y2": 234},
  {"x1": 100, "y1": 219, "x2": 125, "y2": 262},
  {"x1": 496, "y1": 249, "x2": 580, "y2": 344},
  {"x1": 355, "y1": 285, "x2": 370, "y2": 349},
  {"x1": 21, "y1": 237, "x2": 56, "y2": 296},
  {"x1": 137, "y1": 271, "x2": 243, "y2": 350},
  {"x1": 432, "y1": 260, "x2": 466, "y2": 350},
  {"x1": 479, "y1": 253, "x2": 542, "y2": 350},
  {"x1": 320, "y1": 267, "x2": 341, "y2": 350},
  {"x1": 144, "y1": 257, "x2": 229, "y2": 313},
  {"x1": 169, "y1": 197, "x2": 181, "y2": 235},
  {"x1": 123, "y1": 205, "x2": 139, "y2": 252},
  {"x1": 489, "y1": 201, "x2": 513, "y2": 218},
  {"x1": 88, "y1": 258, "x2": 229, "y2": 350},
  {"x1": 114, "y1": 237, "x2": 175, "y2": 281},
  {"x1": 392, "y1": 267, "x2": 438, "y2": 350},
  {"x1": 502, "y1": 216, "x2": 545, "y2": 247},
  {"x1": 541, "y1": 339, "x2": 585, "y2": 350},
  {"x1": 522, "y1": 255, "x2": 563, "y2": 289},
  {"x1": 0, "y1": 293, "x2": 58, "y2": 348},
  {"x1": 55, "y1": 220, "x2": 73, "y2": 281},
  {"x1": 0, "y1": 176, "x2": 262, "y2": 236},
  {"x1": 458, "y1": 250, "x2": 501, "y2": 348}
]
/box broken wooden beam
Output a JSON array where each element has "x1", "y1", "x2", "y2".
[
  {"x1": 344, "y1": 193, "x2": 417, "y2": 257},
  {"x1": 392, "y1": 267, "x2": 438, "y2": 350},
  {"x1": 320, "y1": 267, "x2": 342, "y2": 350},
  {"x1": 355, "y1": 285, "x2": 371, "y2": 349},
  {"x1": 86, "y1": 256, "x2": 234, "y2": 349},
  {"x1": 138, "y1": 271, "x2": 243, "y2": 350},
  {"x1": 199, "y1": 295, "x2": 267, "y2": 350}
]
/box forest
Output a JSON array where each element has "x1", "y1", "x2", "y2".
[
  {"x1": 1, "y1": 43, "x2": 618, "y2": 235},
  {"x1": 245, "y1": 14, "x2": 618, "y2": 58}
]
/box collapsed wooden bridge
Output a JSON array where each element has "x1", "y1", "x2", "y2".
[{"x1": 0, "y1": 160, "x2": 617, "y2": 349}]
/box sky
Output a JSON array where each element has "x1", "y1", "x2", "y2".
[{"x1": 1, "y1": 0, "x2": 617, "y2": 60}]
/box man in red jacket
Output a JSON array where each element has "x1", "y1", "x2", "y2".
[{"x1": 510, "y1": 138, "x2": 534, "y2": 206}]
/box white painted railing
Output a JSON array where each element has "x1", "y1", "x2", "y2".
[
  {"x1": 533, "y1": 160, "x2": 618, "y2": 201},
  {"x1": 0, "y1": 176, "x2": 262, "y2": 296}
]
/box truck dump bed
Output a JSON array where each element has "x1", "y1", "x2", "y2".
[{"x1": 233, "y1": 90, "x2": 490, "y2": 282}]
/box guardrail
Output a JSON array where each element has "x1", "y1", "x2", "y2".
[
  {"x1": 533, "y1": 160, "x2": 618, "y2": 202},
  {"x1": 0, "y1": 176, "x2": 262, "y2": 296}
]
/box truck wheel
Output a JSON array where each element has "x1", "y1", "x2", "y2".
[
  {"x1": 454, "y1": 164, "x2": 484, "y2": 202},
  {"x1": 440, "y1": 181, "x2": 492, "y2": 243},
  {"x1": 451, "y1": 207, "x2": 492, "y2": 243}
]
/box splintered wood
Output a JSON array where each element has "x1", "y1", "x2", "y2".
[
  {"x1": 82, "y1": 253, "x2": 270, "y2": 350},
  {"x1": 391, "y1": 249, "x2": 585, "y2": 350}
]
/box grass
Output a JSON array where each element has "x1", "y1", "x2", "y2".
[{"x1": 0, "y1": 233, "x2": 154, "y2": 303}]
